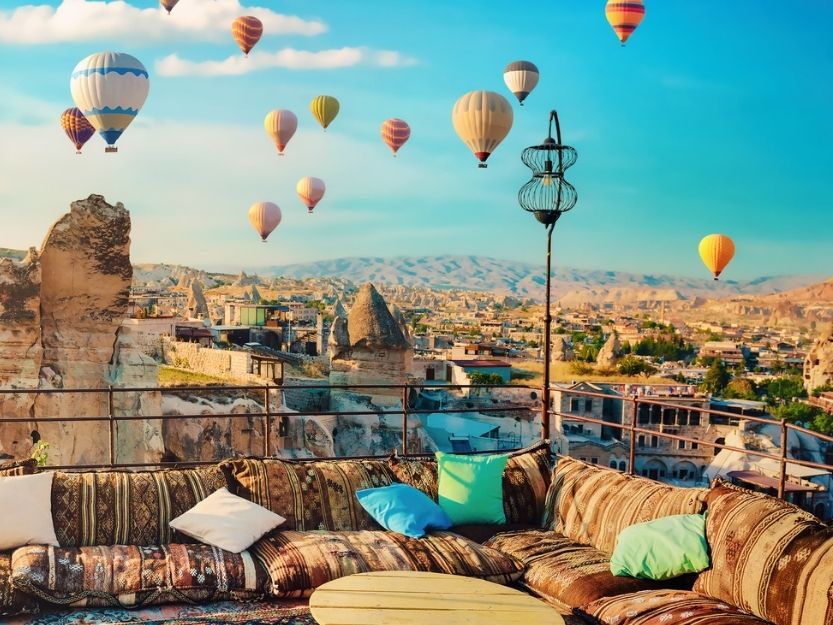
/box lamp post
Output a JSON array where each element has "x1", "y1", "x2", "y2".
[{"x1": 519, "y1": 110, "x2": 577, "y2": 440}]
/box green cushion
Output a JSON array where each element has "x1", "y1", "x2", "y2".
[
  {"x1": 610, "y1": 513, "x2": 710, "y2": 580},
  {"x1": 436, "y1": 452, "x2": 509, "y2": 525}
]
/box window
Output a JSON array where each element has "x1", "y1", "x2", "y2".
[
  {"x1": 579, "y1": 457, "x2": 587, "y2": 462},
  {"x1": 584, "y1": 399, "x2": 593, "y2": 412},
  {"x1": 618, "y1": 461, "x2": 627, "y2": 471},
  {"x1": 426, "y1": 368, "x2": 435, "y2": 381},
  {"x1": 689, "y1": 412, "x2": 701, "y2": 426},
  {"x1": 650, "y1": 407, "x2": 661, "y2": 425},
  {"x1": 609, "y1": 460, "x2": 618, "y2": 469},
  {"x1": 650, "y1": 436, "x2": 659, "y2": 448},
  {"x1": 677, "y1": 410, "x2": 689, "y2": 426},
  {"x1": 637, "y1": 435, "x2": 645, "y2": 447},
  {"x1": 662, "y1": 410, "x2": 675, "y2": 425},
  {"x1": 591, "y1": 457, "x2": 599, "y2": 465},
  {"x1": 570, "y1": 398, "x2": 580, "y2": 412},
  {"x1": 691, "y1": 442, "x2": 698, "y2": 450},
  {"x1": 638, "y1": 406, "x2": 650, "y2": 424},
  {"x1": 678, "y1": 439, "x2": 685, "y2": 449}
]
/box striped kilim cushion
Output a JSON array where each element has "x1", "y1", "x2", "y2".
[
  {"x1": 50, "y1": 466, "x2": 227, "y2": 547},
  {"x1": 692, "y1": 480, "x2": 833, "y2": 625},
  {"x1": 543, "y1": 456, "x2": 707, "y2": 554},
  {"x1": 576, "y1": 589, "x2": 771, "y2": 625},
  {"x1": 1, "y1": 550, "x2": 38, "y2": 617},
  {"x1": 252, "y1": 530, "x2": 524, "y2": 598},
  {"x1": 222, "y1": 458, "x2": 397, "y2": 531},
  {"x1": 0, "y1": 458, "x2": 36, "y2": 477}
]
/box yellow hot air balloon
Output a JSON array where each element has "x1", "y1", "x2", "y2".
[
  {"x1": 605, "y1": 0, "x2": 646, "y2": 45},
  {"x1": 698, "y1": 234, "x2": 735, "y2": 280},
  {"x1": 451, "y1": 90, "x2": 513, "y2": 168},
  {"x1": 310, "y1": 95, "x2": 339, "y2": 131}
]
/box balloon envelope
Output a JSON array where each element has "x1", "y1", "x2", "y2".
[
  {"x1": 160, "y1": 0, "x2": 179, "y2": 14},
  {"x1": 264, "y1": 109, "x2": 298, "y2": 154},
  {"x1": 232, "y1": 16, "x2": 263, "y2": 56},
  {"x1": 605, "y1": 0, "x2": 645, "y2": 44},
  {"x1": 451, "y1": 90, "x2": 513, "y2": 167},
  {"x1": 310, "y1": 95, "x2": 339, "y2": 130},
  {"x1": 698, "y1": 234, "x2": 735, "y2": 280},
  {"x1": 248, "y1": 202, "x2": 282, "y2": 242},
  {"x1": 296, "y1": 177, "x2": 326, "y2": 213},
  {"x1": 380, "y1": 118, "x2": 410, "y2": 155},
  {"x1": 60, "y1": 107, "x2": 95, "y2": 154},
  {"x1": 503, "y1": 60, "x2": 539, "y2": 105},
  {"x1": 70, "y1": 52, "x2": 149, "y2": 151}
]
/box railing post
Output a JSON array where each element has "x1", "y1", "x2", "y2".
[
  {"x1": 541, "y1": 384, "x2": 548, "y2": 440},
  {"x1": 401, "y1": 383, "x2": 409, "y2": 456},
  {"x1": 107, "y1": 385, "x2": 115, "y2": 467},
  {"x1": 628, "y1": 396, "x2": 637, "y2": 475},
  {"x1": 263, "y1": 383, "x2": 271, "y2": 458},
  {"x1": 778, "y1": 418, "x2": 788, "y2": 500}
]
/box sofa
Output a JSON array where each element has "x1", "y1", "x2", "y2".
[{"x1": 1, "y1": 443, "x2": 831, "y2": 625}]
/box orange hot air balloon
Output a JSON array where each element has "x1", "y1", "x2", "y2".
[
  {"x1": 296, "y1": 177, "x2": 326, "y2": 214},
  {"x1": 232, "y1": 16, "x2": 263, "y2": 56},
  {"x1": 605, "y1": 0, "x2": 646, "y2": 45},
  {"x1": 248, "y1": 202, "x2": 282, "y2": 242},
  {"x1": 160, "y1": 0, "x2": 179, "y2": 15},
  {"x1": 264, "y1": 109, "x2": 298, "y2": 155},
  {"x1": 698, "y1": 234, "x2": 735, "y2": 280},
  {"x1": 60, "y1": 107, "x2": 95, "y2": 154},
  {"x1": 380, "y1": 118, "x2": 410, "y2": 156}
]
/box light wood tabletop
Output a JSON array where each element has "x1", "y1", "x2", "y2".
[{"x1": 309, "y1": 571, "x2": 565, "y2": 625}]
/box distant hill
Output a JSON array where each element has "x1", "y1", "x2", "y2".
[{"x1": 0, "y1": 248, "x2": 27, "y2": 261}]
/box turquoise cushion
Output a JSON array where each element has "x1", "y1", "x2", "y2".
[
  {"x1": 610, "y1": 513, "x2": 710, "y2": 580},
  {"x1": 435, "y1": 452, "x2": 509, "y2": 525},
  {"x1": 355, "y1": 483, "x2": 452, "y2": 538}
]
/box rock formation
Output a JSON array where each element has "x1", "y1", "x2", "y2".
[
  {"x1": 249, "y1": 285, "x2": 262, "y2": 304},
  {"x1": 596, "y1": 332, "x2": 621, "y2": 368},
  {"x1": 551, "y1": 335, "x2": 573, "y2": 362},
  {"x1": 187, "y1": 280, "x2": 209, "y2": 319},
  {"x1": 804, "y1": 326, "x2": 833, "y2": 393}
]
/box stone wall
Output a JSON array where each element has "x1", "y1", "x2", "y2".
[{"x1": 162, "y1": 337, "x2": 251, "y2": 379}]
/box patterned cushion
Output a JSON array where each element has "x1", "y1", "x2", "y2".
[
  {"x1": 50, "y1": 466, "x2": 227, "y2": 547},
  {"x1": 388, "y1": 440, "x2": 552, "y2": 525},
  {"x1": 485, "y1": 530, "x2": 682, "y2": 612},
  {"x1": 0, "y1": 458, "x2": 36, "y2": 477},
  {"x1": 1, "y1": 550, "x2": 38, "y2": 617},
  {"x1": 252, "y1": 530, "x2": 524, "y2": 598},
  {"x1": 575, "y1": 589, "x2": 772, "y2": 625},
  {"x1": 692, "y1": 480, "x2": 833, "y2": 625},
  {"x1": 543, "y1": 456, "x2": 707, "y2": 554},
  {"x1": 11, "y1": 543, "x2": 266, "y2": 608},
  {"x1": 221, "y1": 458, "x2": 397, "y2": 531}
]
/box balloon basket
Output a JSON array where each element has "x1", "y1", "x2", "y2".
[
  {"x1": 105, "y1": 146, "x2": 118, "y2": 153},
  {"x1": 76, "y1": 151, "x2": 82, "y2": 155},
  {"x1": 478, "y1": 163, "x2": 487, "y2": 168}
]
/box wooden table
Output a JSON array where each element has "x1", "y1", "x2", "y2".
[{"x1": 309, "y1": 571, "x2": 564, "y2": 625}]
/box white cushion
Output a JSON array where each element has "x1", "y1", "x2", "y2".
[
  {"x1": 0, "y1": 472, "x2": 59, "y2": 550},
  {"x1": 169, "y1": 487, "x2": 285, "y2": 553}
]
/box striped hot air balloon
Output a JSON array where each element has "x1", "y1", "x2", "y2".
[
  {"x1": 503, "y1": 61, "x2": 539, "y2": 105},
  {"x1": 232, "y1": 16, "x2": 263, "y2": 56},
  {"x1": 698, "y1": 234, "x2": 735, "y2": 280},
  {"x1": 451, "y1": 90, "x2": 514, "y2": 168},
  {"x1": 310, "y1": 95, "x2": 339, "y2": 131},
  {"x1": 296, "y1": 177, "x2": 326, "y2": 214},
  {"x1": 248, "y1": 202, "x2": 282, "y2": 242},
  {"x1": 60, "y1": 107, "x2": 95, "y2": 154},
  {"x1": 160, "y1": 0, "x2": 179, "y2": 15},
  {"x1": 380, "y1": 118, "x2": 410, "y2": 156},
  {"x1": 70, "y1": 52, "x2": 149, "y2": 153},
  {"x1": 605, "y1": 0, "x2": 646, "y2": 45},
  {"x1": 264, "y1": 109, "x2": 298, "y2": 155}
]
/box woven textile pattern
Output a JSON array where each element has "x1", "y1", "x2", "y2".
[
  {"x1": 50, "y1": 467, "x2": 227, "y2": 547},
  {"x1": 1, "y1": 551, "x2": 38, "y2": 618},
  {"x1": 11, "y1": 543, "x2": 266, "y2": 609},
  {"x1": 252, "y1": 530, "x2": 524, "y2": 598},
  {"x1": 543, "y1": 456, "x2": 707, "y2": 554},
  {"x1": 0, "y1": 459, "x2": 36, "y2": 477},
  {"x1": 692, "y1": 480, "x2": 833, "y2": 625}
]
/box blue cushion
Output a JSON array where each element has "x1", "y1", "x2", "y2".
[{"x1": 355, "y1": 483, "x2": 453, "y2": 538}]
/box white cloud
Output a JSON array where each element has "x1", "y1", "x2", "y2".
[
  {"x1": 0, "y1": 0, "x2": 325, "y2": 44},
  {"x1": 156, "y1": 47, "x2": 418, "y2": 76}
]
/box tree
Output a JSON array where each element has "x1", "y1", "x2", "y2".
[
  {"x1": 469, "y1": 372, "x2": 504, "y2": 386},
  {"x1": 723, "y1": 378, "x2": 758, "y2": 400},
  {"x1": 765, "y1": 376, "x2": 807, "y2": 404},
  {"x1": 617, "y1": 356, "x2": 657, "y2": 376},
  {"x1": 701, "y1": 360, "x2": 730, "y2": 395},
  {"x1": 812, "y1": 384, "x2": 833, "y2": 397}
]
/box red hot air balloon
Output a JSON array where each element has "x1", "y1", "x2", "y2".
[
  {"x1": 232, "y1": 16, "x2": 263, "y2": 56},
  {"x1": 60, "y1": 107, "x2": 95, "y2": 154},
  {"x1": 380, "y1": 118, "x2": 411, "y2": 156}
]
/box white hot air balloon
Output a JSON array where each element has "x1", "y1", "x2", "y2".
[
  {"x1": 70, "y1": 52, "x2": 149, "y2": 153},
  {"x1": 451, "y1": 90, "x2": 514, "y2": 168},
  {"x1": 264, "y1": 109, "x2": 298, "y2": 155},
  {"x1": 296, "y1": 177, "x2": 326, "y2": 214},
  {"x1": 248, "y1": 202, "x2": 282, "y2": 242},
  {"x1": 503, "y1": 60, "x2": 539, "y2": 105}
]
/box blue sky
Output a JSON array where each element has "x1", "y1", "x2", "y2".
[{"x1": 0, "y1": 0, "x2": 831, "y2": 280}]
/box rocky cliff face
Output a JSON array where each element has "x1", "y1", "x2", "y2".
[{"x1": 805, "y1": 327, "x2": 833, "y2": 393}]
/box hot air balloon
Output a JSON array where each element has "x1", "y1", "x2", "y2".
[
  {"x1": 248, "y1": 202, "x2": 282, "y2": 242},
  {"x1": 232, "y1": 16, "x2": 263, "y2": 56},
  {"x1": 698, "y1": 234, "x2": 735, "y2": 280},
  {"x1": 264, "y1": 109, "x2": 298, "y2": 155},
  {"x1": 296, "y1": 177, "x2": 326, "y2": 214},
  {"x1": 380, "y1": 118, "x2": 410, "y2": 156},
  {"x1": 310, "y1": 95, "x2": 339, "y2": 131},
  {"x1": 605, "y1": 0, "x2": 645, "y2": 45},
  {"x1": 70, "y1": 52, "x2": 149, "y2": 153},
  {"x1": 160, "y1": 0, "x2": 179, "y2": 15},
  {"x1": 60, "y1": 107, "x2": 95, "y2": 155},
  {"x1": 451, "y1": 90, "x2": 514, "y2": 168},
  {"x1": 503, "y1": 61, "x2": 539, "y2": 105}
]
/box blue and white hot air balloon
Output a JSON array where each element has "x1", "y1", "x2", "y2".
[{"x1": 70, "y1": 52, "x2": 149, "y2": 153}]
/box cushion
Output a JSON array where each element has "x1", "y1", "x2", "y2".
[
  {"x1": 0, "y1": 551, "x2": 38, "y2": 618},
  {"x1": 50, "y1": 465, "x2": 227, "y2": 547},
  {"x1": 0, "y1": 458, "x2": 36, "y2": 476},
  {"x1": 692, "y1": 480, "x2": 833, "y2": 625},
  {"x1": 389, "y1": 440, "x2": 552, "y2": 525},
  {"x1": 543, "y1": 456, "x2": 707, "y2": 554},
  {"x1": 11, "y1": 543, "x2": 266, "y2": 608},
  {"x1": 436, "y1": 451, "x2": 509, "y2": 525},
  {"x1": 221, "y1": 457, "x2": 397, "y2": 531},
  {"x1": 252, "y1": 530, "x2": 524, "y2": 598},
  {"x1": 575, "y1": 589, "x2": 773, "y2": 625},
  {"x1": 0, "y1": 472, "x2": 58, "y2": 550},
  {"x1": 484, "y1": 530, "x2": 684, "y2": 613},
  {"x1": 169, "y1": 487, "x2": 286, "y2": 553},
  {"x1": 610, "y1": 514, "x2": 710, "y2": 580},
  {"x1": 355, "y1": 483, "x2": 452, "y2": 538}
]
